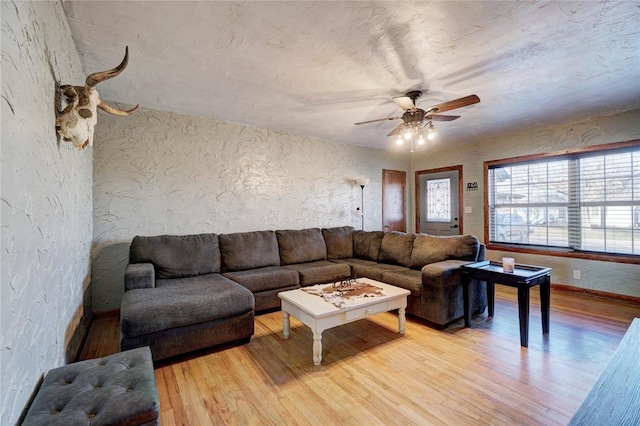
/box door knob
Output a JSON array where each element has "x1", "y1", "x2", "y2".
[{"x1": 450, "y1": 224, "x2": 459, "y2": 228}]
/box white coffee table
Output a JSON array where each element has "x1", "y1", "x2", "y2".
[{"x1": 278, "y1": 278, "x2": 410, "y2": 365}]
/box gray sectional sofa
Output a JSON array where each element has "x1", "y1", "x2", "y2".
[{"x1": 121, "y1": 226, "x2": 486, "y2": 361}]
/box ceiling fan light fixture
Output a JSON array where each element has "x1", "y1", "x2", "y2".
[
  {"x1": 355, "y1": 91, "x2": 480, "y2": 150},
  {"x1": 427, "y1": 122, "x2": 437, "y2": 140}
]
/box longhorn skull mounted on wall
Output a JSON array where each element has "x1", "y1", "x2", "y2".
[{"x1": 56, "y1": 46, "x2": 138, "y2": 150}]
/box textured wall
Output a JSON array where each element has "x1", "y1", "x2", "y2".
[
  {"x1": 92, "y1": 107, "x2": 409, "y2": 311},
  {"x1": 411, "y1": 109, "x2": 640, "y2": 297},
  {"x1": 1, "y1": 1, "x2": 93, "y2": 424}
]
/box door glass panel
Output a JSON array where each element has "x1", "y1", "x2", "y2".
[{"x1": 426, "y1": 178, "x2": 451, "y2": 222}]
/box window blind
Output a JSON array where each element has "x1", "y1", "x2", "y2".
[{"x1": 487, "y1": 146, "x2": 640, "y2": 255}]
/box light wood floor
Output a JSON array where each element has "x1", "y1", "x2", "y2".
[{"x1": 81, "y1": 287, "x2": 640, "y2": 425}]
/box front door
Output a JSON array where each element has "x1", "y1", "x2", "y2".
[
  {"x1": 416, "y1": 166, "x2": 462, "y2": 235},
  {"x1": 382, "y1": 169, "x2": 406, "y2": 232}
]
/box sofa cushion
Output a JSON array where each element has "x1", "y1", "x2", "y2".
[
  {"x1": 283, "y1": 260, "x2": 352, "y2": 286},
  {"x1": 276, "y1": 228, "x2": 327, "y2": 265},
  {"x1": 330, "y1": 257, "x2": 377, "y2": 268},
  {"x1": 322, "y1": 226, "x2": 354, "y2": 259},
  {"x1": 353, "y1": 230, "x2": 385, "y2": 261},
  {"x1": 381, "y1": 270, "x2": 423, "y2": 296},
  {"x1": 378, "y1": 232, "x2": 416, "y2": 267},
  {"x1": 219, "y1": 230, "x2": 280, "y2": 272},
  {"x1": 223, "y1": 266, "x2": 300, "y2": 293},
  {"x1": 329, "y1": 257, "x2": 377, "y2": 276},
  {"x1": 129, "y1": 233, "x2": 220, "y2": 279},
  {"x1": 351, "y1": 263, "x2": 408, "y2": 282},
  {"x1": 410, "y1": 234, "x2": 480, "y2": 269},
  {"x1": 121, "y1": 274, "x2": 254, "y2": 337}
]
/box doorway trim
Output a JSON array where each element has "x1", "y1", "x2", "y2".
[{"x1": 415, "y1": 165, "x2": 464, "y2": 234}]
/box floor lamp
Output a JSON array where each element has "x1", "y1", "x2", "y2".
[{"x1": 355, "y1": 178, "x2": 369, "y2": 230}]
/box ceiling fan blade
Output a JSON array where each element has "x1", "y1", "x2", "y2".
[
  {"x1": 387, "y1": 122, "x2": 405, "y2": 137},
  {"x1": 426, "y1": 115, "x2": 460, "y2": 122},
  {"x1": 354, "y1": 116, "x2": 401, "y2": 125},
  {"x1": 392, "y1": 96, "x2": 416, "y2": 111},
  {"x1": 426, "y1": 94, "x2": 480, "y2": 114}
]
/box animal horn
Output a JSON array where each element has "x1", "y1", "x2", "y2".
[
  {"x1": 97, "y1": 102, "x2": 139, "y2": 116},
  {"x1": 85, "y1": 46, "x2": 131, "y2": 87}
]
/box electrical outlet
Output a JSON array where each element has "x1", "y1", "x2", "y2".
[{"x1": 573, "y1": 270, "x2": 581, "y2": 279}]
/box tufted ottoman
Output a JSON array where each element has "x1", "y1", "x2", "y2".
[{"x1": 21, "y1": 346, "x2": 159, "y2": 426}]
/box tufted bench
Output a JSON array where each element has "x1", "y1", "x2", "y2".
[{"x1": 21, "y1": 346, "x2": 159, "y2": 426}]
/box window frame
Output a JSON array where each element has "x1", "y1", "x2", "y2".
[{"x1": 483, "y1": 139, "x2": 640, "y2": 265}]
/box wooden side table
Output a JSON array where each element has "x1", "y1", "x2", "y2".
[{"x1": 461, "y1": 260, "x2": 551, "y2": 347}]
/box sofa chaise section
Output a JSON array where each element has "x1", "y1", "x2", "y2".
[{"x1": 121, "y1": 233, "x2": 255, "y2": 361}]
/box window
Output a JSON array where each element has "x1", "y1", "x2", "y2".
[
  {"x1": 486, "y1": 141, "x2": 640, "y2": 260},
  {"x1": 426, "y1": 178, "x2": 451, "y2": 222}
]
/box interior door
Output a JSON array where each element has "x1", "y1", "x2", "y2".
[
  {"x1": 416, "y1": 166, "x2": 462, "y2": 235},
  {"x1": 382, "y1": 169, "x2": 406, "y2": 232}
]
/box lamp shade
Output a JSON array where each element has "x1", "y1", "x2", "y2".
[{"x1": 355, "y1": 178, "x2": 370, "y2": 186}]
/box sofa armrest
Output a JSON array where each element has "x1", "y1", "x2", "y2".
[
  {"x1": 124, "y1": 263, "x2": 155, "y2": 291},
  {"x1": 477, "y1": 243, "x2": 486, "y2": 262},
  {"x1": 421, "y1": 260, "x2": 469, "y2": 288}
]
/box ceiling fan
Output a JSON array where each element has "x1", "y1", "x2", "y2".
[{"x1": 354, "y1": 90, "x2": 480, "y2": 147}]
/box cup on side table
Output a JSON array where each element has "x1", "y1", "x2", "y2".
[{"x1": 502, "y1": 257, "x2": 515, "y2": 273}]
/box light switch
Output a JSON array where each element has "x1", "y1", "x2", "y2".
[{"x1": 465, "y1": 206, "x2": 472, "y2": 214}]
